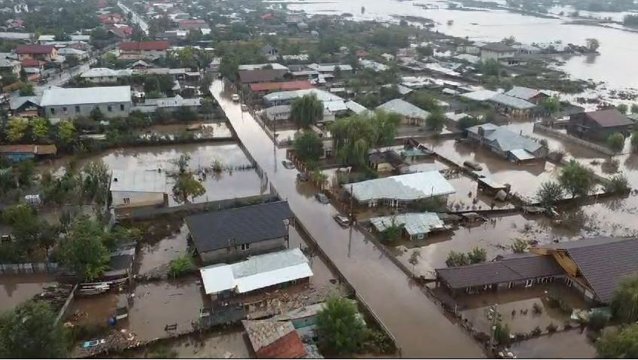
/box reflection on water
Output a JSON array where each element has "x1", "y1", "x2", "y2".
[
  {"x1": 512, "y1": 329, "x2": 596, "y2": 358},
  {"x1": 0, "y1": 274, "x2": 56, "y2": 312}
]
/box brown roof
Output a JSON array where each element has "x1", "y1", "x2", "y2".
[
  {"x1": 239, "y1": 69, "x2": 288, "y2": 84},
  {"x1": 243, "y1": 320, "x2": 306, "y2": 358},
  {"x1": 16, "y1": 45, "x2": 55, "y2": 55},
  {"x1": 119, "y1": 41, "x2": 170, "y2": 52},
  {"x1": 0, "y1": 144, "x2": 57, "y2": 155},
  {"x1": 250, "y1": 80, "x2": 313, "y2": 92},
  {"x1": 584, "y1": 109, "x2": 633, "y2": 128}
]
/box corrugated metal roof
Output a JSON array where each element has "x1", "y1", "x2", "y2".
[
  {"x1": 461, "y1": 89, "x2": 498, "y2": 102},
  {"x1": 505, "y1": 86, "x2": 541, "y2": 100},
  {"x1": 243, "y1": 320, "x2": 306, "y2": 358},
  {"x1": 370, "y1": 213, "x2": 444, "y2": 236},
  {"x1": 376, "y1": 99, "x2": 430, "y2": 120},
  {"x1": 199, "y1": 248, "x2": 313, "y2": 294},
  {"x1": 509, "y1": 149, "x2": 535, "y2": 161},
  {"x1": 40, "y1": 86, "x2": 131, "y2": 106},
  {"x1": 264, "y1": 89, "x2": 343, "y2": 103},
  {"x1": 490, "y1": 93, "x2": 536, "y2": 110},
  {"x1": 345, "y1": 171, "x2": 455, "y2": 202},
  {"x1": 345, "y1": 100, "x2": 368, "y2": 115},
  {"x1": 81, "y1": 67, "x2": 132, "y2": 78}
]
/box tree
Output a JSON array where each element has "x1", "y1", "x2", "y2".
[
  {"x1": 446, "y1": 251, "x2": 469, "y2": 267},
  {"x1": 596, "y1": 324, "x2": 638, "y2": 358},
  {"x1": 536, "y1": 181, "x2": 564, "y2": 207},
  {"x1": 90, "y1": 107, "x2": 104, "y2": 122},
  {"x1": 173, "y1": 173, "x2": 205, "y2": 203},
  {"x1": 618, "y1": 103, "x2": 629, "y2": 114},
  {"x1": 0, "y1": 301, "x2": 69, "y2": 358},
  {"x1": 56, "y1": 121, "x2": 76, "y2": 147},
  {"x1": 632, "y1": 132, "x2": 638, "y2": 153},
  {"x1": 380, "y1": 218, "x2": 404, "y2": 243},
  {"x1": 168, "y1": 253, "x2": 195, "y2": 278},
  {"x1": 458, "y1": 116, "x2": 479, "y2": 130},
  {"x1": 293, "y1": 131, "x2": 324, "y2": 163},
  {"x1": 65, "y1": 54, "x2": 80, "y2": 68},
  {"x1": 541, "y1": 96, "x2": 561, "y2": 115},
  {"x1": 30, "y1": 117, "x2": 50, "y2": 142},
  {"x1": 426, "y1": 111, "x2": 446, "y2": 132},
  {"x1": 607, "y1": 132, "x2": 625, "y2": 153},
  {"x1": 410, "y1": 92, "x2": 441, "y2": 112},
  {"x1": 611, "y1": 276, "x2": 638, "y2": 324},
  {"x1": 2, "y1": 204, "x2": 53, "y2": 257},
  {"x1": 559, "y1": 160, "x2": 594, "y2": 198},
  {"x1": 200, "y1": 73, "x2": 213, "y2": 95},
  {"x1": 605, "y1": 174, "x2": 631, "y2": 193},
  {"x1": 502, "y1": 36, "x2": 517, "y2": 46},
  {"x1": 631, "y1": 103, "x2": 638, "y2": 114},
  {"x1": 467, "y1": 247, "x2": 487, "y2": 264},
  {"x1": 219, "y1": 55, "x2": 239, "y2": 82},
  {"x1": 175, "y1": 106, "x2": 198, "y2": 122},
  {"x1": 416, "y1": 45, "x2": 433, "y2": 57},
  {"x1": 586, "y1": 38, "x2": 600, "y2": 52},
  {"x1": 18, "y1": 83, "x2": 34, "y2": 96},
  {"x1": 58, "y1": 217, "x2": 110, "y2": 281},
  {"x1": 493, "y1": 322, "x2": 511, "y2": 346},
  {"x1": 200, "y1": 98, "x2": 215, "y2": 115},
  {"x1": 175, "y1": 154, "x2": 191, "y2": 174},
  {"x1": 511, "y1": 238, "x2": 528, "y2": 254},
  {"x1": 290, "y1": 94, "x2": 324, "y2": 129},
  {"x1": 316, "y1": 297, "x2": 366, "y2": 356},
  {"x1": 6, "y1": 117, "x2": 29, "y2": 142},
  {"x1": 408, "y1": 250, "x2": 421, "y2": 271},
  {"x1": 479, "y1": 59, "x2": 501, "y2": 76}
]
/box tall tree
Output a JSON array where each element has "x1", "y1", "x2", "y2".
[
  {"x1": 55, "y1": 121, "x2": 77, "y2": 148},
  {"x1": 30, "y1": 117, "x2": 50, "y2": 143},
  {"x1": 293, "y1": 131, "x2": 324, "y2": 163},
  {"x1": 607, "y1": 133, "x2": 626, "y2": 153},
  {"x1": 558, "y1": 160, "x2": 594, "y2": 198},
  {"x1": 536, "y1": 181, "x2": 564, "y2": 207},
  {"x1": 426, "y1": 111, "x2": 446, "y2": 132},
  {"x1": 586, "y1": 38, "x2": 600, "y2": 52},
  {"x1": 611, "y1": 276, "x2": 638, "y2": 324},
  {"x1": 596, "y1": 324, "x2": 638, "y2": 358},
  {"x1": 316, "y1": 297, "x2": 366, "y2": 356},
  {"x1": 6, "y1": 117, "x2": 29, "y2": 142},
  {"x1": 0, "y1": 301, "x2": 69, "y2": 358},
  {"x1": 58, "y1": 217, "x2": 110, "y2": 281},
  {"x1": 2, "y1": 204, "x2": 53, "y2": 258},
  {"x1": 173, "y1": 173, "x2": 206, "y2": 203},
  {"x1": 290, "y1": 94, "x2": 324, "y2": 129}
]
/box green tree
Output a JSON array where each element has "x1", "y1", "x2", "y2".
[
  {"x1": 65, "y1": 54, "x2": 80, "y2": 68},
  {"x1": 426, "y1": 111, "x2": 446, "y2": 132},
  {"x1": 90, "y1": 107, "x2": 104, "y2": 122},
  {"x1": 30, "y1": 117, "x2": 50, "y2": 142},
  {"x1": 175, "y1": 106, "x2": 198, "y2": 122},
  {"x1": 0, "y1": 301, "x2": 69, "y2": 358},
  {"x1": 467, "y1": 247, "x2": 487, "y2": 264},
  {"x1": 293, "y1": 131, "x2": 324, "y2": 163},
  {"x1": 631, "y1": 103, "x2": 638, "y2": 114},
  {"x1": 173, "y1": 173, "x2": 206, "y2": 203},
  {"x1": 446, "y1": 251, "x2": 469, "y2": 267},
  {"x1": 607, "y1": 132, "x2": 625, "y2": 153},
  {"x1": 18, "y1": 83, "x2": 34, "y2": 96},
  {"x1": 617, "y1": 103, "x2": 629, "y2": 114},
  {"x1": 479, "y1": 59, "x2": 501, "y2": 76},
  {"x1": 457, "y1": 116, "x2": 479, "y2": 130},
  {"x1": 316, "y1": 297, "x2": 366, "y2": 356},
  {"x1": 558, "y1": 160, "x2": 594, "y2": 198},
  {"x1": 416, "y1": 45, "x2": 434, "y2": 57},
  {"x1": 6, "y1": 118, "x2": 29, "y2": 142},
  {"x1": 632, "y1": 132, "x2": 638, "y2": 153},
  {"x1": 611, "y1": 276, "x2": 638, "y2": 324},
  {"x1": 536, "y1": 181, "x2": 564, "y2": 207},
  {"x1": 511, "y1": 238, "x2": 528, "y2": 254},
  {"x1": 168, "y1": 253, "x2": 195, "y2": 278},
  {"x1": 380, "y1": 218, "x2": 404, "y2": 243},
  {"x1": 219, "y1": 55, "x2": 239, "y2": 82},
  {"x1": 596, "y1": 324, "x2": 638, "y2": 358},
  {"x1": 410, "y1": 92, "x2": 441, "y2": 112},
  {"x1": 605, "y1": 174, "x2": 631, "y2": 193},
  {"x1": 2, "y1": 204, "x2": 53, "y2": 257},
  {"x1": 493, "y1": 322, "x2": 511, "y2": 346},
  {"x1": 56, "y1": 121, "x2": 76, "y2": 148},
  {"x1": 58, "y1": 217, "x2": 110, "y2": 281},
  {"x1": 408, "y1": 249, "x2": 421, "y2": 271},
  {"x1": 290, "y1": 94, "x2": 324, "y2": 129},
  {"x1": 541, "y1": 96, "x2": 561, "y2": 115}
]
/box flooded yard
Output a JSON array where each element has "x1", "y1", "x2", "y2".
[
  {"x1": 0, "y1": 274, "x2": 57, "y2": 312},
  {"x1": 67, "y1": 293, "x2": 119, "y2": 327},
  {"x1": 136, "y1": 223, "x2": 190, "y2": 276},
  {"x1": 170, "y1": 329, "x2": 251, "y2": 358},
  {"x1": 140, "y1": 122, "x2": 233, "y2": 140},
  {"x1": 511, "y1": 329, "x2": 596, "y2": 358}
]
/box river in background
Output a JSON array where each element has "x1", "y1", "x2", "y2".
[{"x1": 286, "y1": 0, "x2": 638, "y2": 90}]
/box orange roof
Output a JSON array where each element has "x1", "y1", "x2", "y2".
[
  {"x1": 0, "y1": 144, "x2": 57, "y2": 155},
  {"x1": 256, "y1": 331, "x2": 306, "y2": 358},
  {"x1": 250, "y1": 80, "x2": 314, "y2": 93}
]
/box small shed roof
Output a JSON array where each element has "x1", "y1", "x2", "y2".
[
  {"x1": 345, "y1": 171, "x2": 455, "y2": 202},
  {"x1": 376, "y1": 99, "x2": 430, "y2": 120},
  {"x1": 242, "y1": 320, "x2": 306, "y2": 358},
  {"x1": 505, "y1": 86, "x2": 542, "y2": 101},
  {"x1": 109, "y1": 169, "x2": 166, "y2": 193},
  {"x1": 370, "y1": 213, "x2": 444, "y2": 236}
]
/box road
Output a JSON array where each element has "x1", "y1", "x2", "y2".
[
  {"x1": 117, "y1": 2, "x2": 149, "y2": 35},
  {"x1": 210, "y1": 80, "x2": 485, "y2": 358}
]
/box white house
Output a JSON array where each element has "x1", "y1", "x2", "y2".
[
  {"x1": 109, "y1": 169, "x2": 167, "y2": 209},
  {"x1": 81, "y1": 67, "x2": 132, "y2": 83},
  {"x1": 479, "y1": 43, "x2": 516, "y2": 61},
  {"x1": 40, "y1": 86, "x2": 132, "y2": 120}
]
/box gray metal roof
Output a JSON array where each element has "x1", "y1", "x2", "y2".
[
  {"x1": 543, "y1": 237, "x2": 638, "y2": 303},
  {"x1": 436, "y1": 254, "x2": 565, "y2": 290},
  {"x1": 10, "y1": 96, "x2": 40, "y2": 110},
  {"x1": 263, "y1": 88, "x2": 343, "y2": 103},
  {"x1": 186, "y1": 201, "x2": 294, "y2": 253},
  {"x1": 40, "y1": 86, "x2": 132, "y2": 106},
  {"x1": 346, "y1": 171, "x2": 455, "y2": 203},
  {"x1": 489, "y1": 93, "x2": 536, "y2": 110},
  {"x1": 504, "y1": 86, "x2": 542, "y2": 101},
  {"x1": 376, "y1": 99, "x2": 430, "y2": 120},
  {"x1": 370, "y1": 213, "x2": 444, "y2": 236},
  {"x1": 467, "y1": 124, "x2": 543, "y2": 154}
]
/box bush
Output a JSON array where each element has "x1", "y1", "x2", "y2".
[
  {"x1": 588, "y1": 311, "x2": 609, "y2": 332},
  {"x1": 531, "y1": 326, "x2": 542, "y2": 337},
  {"x1": 605, "y1": 174, "x2": 631, "y2": 193},
  {"x1": 532, "y1": 303, "x2": 543, "y2": 315},
  {"x1": 511, "y1": 238, "x2": 528, "y2": 254},
  {"x1": 446, "y1": 251, "x2": 469, "y2": 267},
  {"x1": 168, "y1": 253, "x2": 195, "y2": 278},
  {"x1": 546, "y1": 322, "x2": 558, "y2": 333},
  {"x1": 607, "y1": 132, "x2": 625, "y2": 153},
  {"x1": 467, "y1": 247, "x2": 487, "y2": 264}
]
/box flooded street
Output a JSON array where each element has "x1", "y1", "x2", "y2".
[
  {"x1": 212, "y1": 81, "x2": 485, "y2": 357},
  {"x1": 0, "y1": 274, "x2": 56, "y2": 312},
  {"x1": 511, "y1": 330, "x2": 596, "y2": 358},
  {"x1": 288, "y1": 0, "x2": 638, "y2": 90}
]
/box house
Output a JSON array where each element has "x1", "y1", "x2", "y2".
[
  {"x1": 368, "y1": 150, "x2": 404, "y2": 173},
  {"x1": 0, "y1": 57, "x2": 21, "y2": 74},
  {"x1": 40, "y1": 86, "x2": 132, "y2": 120},
  {"x1": 263, "y1": 89, "x2": 345, "y2": 110},
  {"x1": 307, "y1": 63, "x2": 353, "y2": 74},
  {"x1": 109, "y1": 169, "x2": 168, "y2": 210},
  {"x1": 102, "y1": 243, "x2": 136, "y2": 284},
  {"x1": 488, "y1": 93, "x2": 537, "y2": 118},
  {"x1": 186, "y1": 201, "x2": 294, "y2": 264},
  {"x1": 504, "y1": 86, "x2": 549, "y2": 105},
  {"x1": 479, "y1": 42, "x2": 516, "y2": 61},
  {"x1": 15, "y1": 44, "x2": 57, "y2": 62},
  {"x1": 465, "y1": 123, "x2": 548, "y2": 162},
  {"x1": 57, "y1": 47, "x2": 88, "y2": 60},
  {"x1": 345, "y1": 100, "x2": 369, "y2": 116},
  {"x1": 238, "y1": 63, "x2": 289, "y2": 71},
  {"x1": 567, "y1": 109, "x2": 633, "y2": 141},
  {"x1": 344, "y1": 171, "x2": 456, "y2": 208},
  {"x1": 9, "y1": 96, "x2": 41, "y2": 117},
  {"x1": 199, "y1": 248, "x2": 312, "y2": 300},
  {"x1": 177, "y1": 19, "x2": 209, "y2": 31},
  {"x1": 133, "y1": 95, "x2": 201, "y2": 113},
  {"x1": 118, "y1": 41, "x2": 170, "y2": 60},
  {"x1": 242, "y1": 320, "x2": 307, "y2": 358},
  {"x1": 261, "y1": 45, "x2": 279, "y2": 61},
  {"x1": 263, "y1": 105, "x2": 292, "y2": 122},
  {"x1": 249, "y1": 80, "x2": 314, "y2": 95},
  {"x1": 239, "y1": 69, "x2": 290, "y2": 84},
  {"x1": 370, "y1": 213, "x2": 447, "y2": 240},
  {"x1": 376, "y1": 99, "x2": 430, "y2": 127},
  {"x1": 81, "y1": 67, "x2": 132, "y2": 83},
  {"x1": 359, "y1": 59, "x2": 388, "y2": 72},
  {"x1": 0, "y1": 144, "x2": 57, "y2": 162}
]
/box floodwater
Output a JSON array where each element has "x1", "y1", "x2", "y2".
[
  {"x1": 511, "y1": 329, "x2": 596, "y2": 358},
  {"x1": 140, "y1": 122, "x2": 233, "y2": 139},
  {"x1": 170, "y1": 329, "x2": 252, "y2": 358},
  {"x1": 136, "y1": 223, "x2": 190, "y2": 276},
  {"x1": 288, "y1": 225, "x2": 340, "y2": 289},
  {"x1": 0, "y1": 274, "x2": 56, "y2": 312},
  {"x1": 67, "y1": 293, "x2": 119, "y2": 327},
  {"x1": 288, "y1": 0, "x2": 638, "y2": 90},
  {"x1": 40, "y1": 142, "x2": 266, "y2": 207},
  {"x1": 211, "y1": 81, "x2": 485, "y2": 357}
]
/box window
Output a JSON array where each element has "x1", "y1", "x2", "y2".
[
  {"x1": 107, "y1": 105, "x2": 113, "y2": 112},
  {"x1": 62, "y1": 107, "x2": 67, "y2": 112},
  {"x1": 120, "y1": 104, "x2": 125, "y2": 111},
  {"x1": 123, "y1": 198, "x2": 130, "y2": 204},
  {"x1": 50, "y1": 108, "x2": 55, "y2": 115},
  {"x1": 240, "y1": 243, "x2": 250, "y2": 251},
  {"x1": 75, "y1": 105, "x2": 80, "y2": 113}
]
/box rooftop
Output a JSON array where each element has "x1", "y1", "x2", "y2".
[
  {"x1": 461, "y1": 89, "x2": 498, "y2": 102},
  {"x1": 345, "y1": 100, "x2": 369, "y2": 115},
  {"x1": 81, "y1": 67, "x2": 132, "y2": 78},
  {"x1": 238, "y1": 69, "x2": 289, "y2": 83},
  {"x1": 264, "y1": 88, "x2": 343, "y2": 103},
  {"x1": 15, "y1": 44, "x2": 55, "y2": 55},
  {"x1": 504, "y1": 86, "x2": 543, "y2": 101},
  {"x1": 0, "y1": 144, "x2": 56, "y2": 155},
  {"x1": 109, "y1": 169, "x2": 167, "y2": 193},
  {"x1": 186, "y1": 201, "x2": 294, "y2": 253},
  {"x1": 581, "y1": 109, "x2": 634, "y2": 128},
  {"x1": 480, "y1": 42, "x2": 516, "y2": 53},
  {"x1": 40, "y1": 86, "x2": 131, "y2": 106},
  {"x1": 467, "y1": 124, "x2": 544, "y2": 154},
  {"x1": 370, "y1": 213, "x2": 445, "y2": 236},
  {"x1": 345, "y1": 171, "x2": 456, "y2": 203},
  {"x1": 250, "y1": 80, "x2": 314, "y2": 93},
  {"x1": 242, "y1": 320, "x2": 306, "y2": 358},
  {"x1": 489, "y1": 93, "x2": 537, "y2": 110},
  {"x1": 376, "y1": 99, "x2": 430, "y2": 120},
  {"x1": 199, "y1": 248, "x2": 313, "y2": 294},
  {"x1": 119, "y1": 40, "x2": 170, "y2": 51},
  {"x1": 238, "y1": 63, "x2": 289, "y2": 71}
]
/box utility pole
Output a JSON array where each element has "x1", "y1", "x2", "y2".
[{"x1": 487, "y1": 304, "x2": 500, "y2": 354}]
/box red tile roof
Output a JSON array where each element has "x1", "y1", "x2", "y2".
[
  {"x1": 15, "y1": 45, "x2": 55, "y2": 55},
  {"x1": 250, "y1": 80, "x2": 314, "y2": 93},
  {"x1": 0, "y1": 144, "x2": 57, "y2": 155},
  {"x1": 256, "y1": 331, "x2": 306, "y2": 358},
  {"x1": 119, "y1": 41, "x2": 170, "y2": 52}
]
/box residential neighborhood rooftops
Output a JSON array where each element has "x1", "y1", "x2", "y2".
[
  {"x1": 307, "y1": 63, "x2": 353, "y2": 72},
  {"x1": 109, "y1": 169, "x2": 166, "y2": 193},
  {"x1": 239, "y1": 69, "x2": 289, "y2": 83},
  {"x1": 345, "y1": 100, "x2": 369, "y2": 115},
  {"x1": 580, "y1": 109, "x2": 633, "y2": 128},
  {"x1": 376, "y1": 99, "x2": 430, "y2": 120},
  {"x1": 9, "y1": 96, "x2": 40, "y2": 110},
  {"x1": 238, "y1": 63, "x2": 289, "y2": 71},
  {"x1": 119, "y1": 40, "x2": 170, "y2": 51},
  {"x1": 504, "y1": 86, "x2": 544, "y2": 101},
  {"x1": 15, "y1": 44, "x2": 55, "y2": 54},
  {"x1": 461, "y1": 89, "x2": 498, "y2": 102},
  {"x1": 345, "y1": 171, "x2": 456, "y2": 203},
  {"x1": 199, "y1": 248, "x2": 312, "y2": 295},
  {"x1": 249, "y1": 80, "x2": 314, "y2": 93},
  {"x1": 186, "y1": 201, "x2": 294, "y2": 253},
  {"x1": 242, "y1": 320, "x2": 307, "y2": 359},
  {"x1": 40, "y1": 86, "x2": 132, "y2": 106},
  {"x1": 370, "y1": 213, "x2": 445, "y2": 236},
  {"x1": 489, "y1": 93, "x2": 536, "y2": 110},
  {"x1": 480, "y1": 42, "x2": 516, "y2": 53},
  {"x1": 467, "y1": 124, "x2": 544, "y2": 154}
]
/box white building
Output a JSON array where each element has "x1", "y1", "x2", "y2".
[
  {"x1": 41, "y1": 86, "x2": 132, "y2": 120},
  {"x1": 109, "y1": 169, "x2": 167, "y2": 209},
  {"x1": 81, "y1": 67, "x2": 132, "y2": 83},
  {"x1": 479, "y1": 43, "x2": 516, "y2": 61}
]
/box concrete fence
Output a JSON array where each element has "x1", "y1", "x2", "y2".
[
  {"x1": 533, "y1": 123, "x2": 615, "y2": 156},
  {"x1": 0, "y1": 262, "x2": 59, "y2": 274}
]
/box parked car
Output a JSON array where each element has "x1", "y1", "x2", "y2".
[
  {"x1": 315, "y1": 192, "x2": 329, "y2": 204},
  {"x1": 231, "y1": 94, "x2": 240, "y2": 102},
  {"x1": 333, "y1": 214, "x2": 351, "y2": 228},
  {"x1": 297, "y1": 173, "x2": 309, "y2": 182},
  {"x1": 82, "y1": 339, "x2": 106, "y2": 349},
  {"x1": 463, "y1": 160, "x2": 483, "y2": 171},
  {"x1": 282, "y1": 160, "x2": 295, "y2": 169}
]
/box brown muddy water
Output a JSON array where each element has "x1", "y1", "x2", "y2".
[
  {"x1": 39, "y1": 142, "x2": 266, "y2": 207},
  {"x1": 136, "y1": 223, "x2": 189, "y2": 276},
  {"x1": 0, "y1": 274, "x2": 56, "y2": 312},
  {"x1": 511, "y1": 329, "x2": 596, "y2": 358},
  {"x1": 67, "y1": 293, "x2": 119, "y2": 327},
  {"x1": 141, "y1": 123, "x2": 233, "y2": 139}
]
